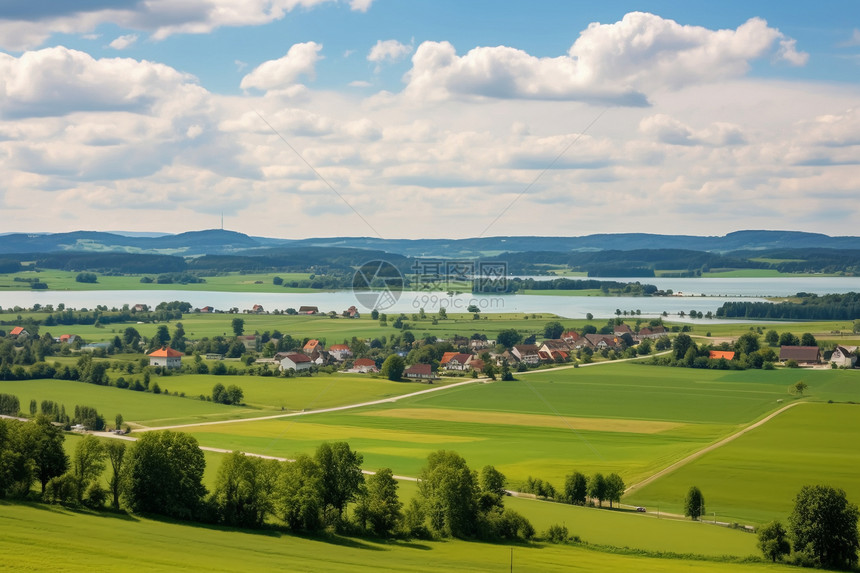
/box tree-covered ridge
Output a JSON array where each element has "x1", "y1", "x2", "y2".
[{"x1": 717, "y1": 292, "x2": 860, "y2": 320}]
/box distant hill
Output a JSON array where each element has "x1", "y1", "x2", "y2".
[{"x1": 1, "y1": 229, "x2": 859, "y2": 257}]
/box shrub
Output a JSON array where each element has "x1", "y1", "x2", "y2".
[{"x1": 545, "y1": 523, "x2": 570, "y2": 544}]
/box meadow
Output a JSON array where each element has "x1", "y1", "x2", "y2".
[
  {"x1": 0, "y1": 502, "x2": 797, "y2": 573},
  {"x1": 624, "y1": 402, "x2": 860, "y2": 525}
]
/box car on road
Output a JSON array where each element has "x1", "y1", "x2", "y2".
[{"x1": 636, "y1": 506, "x2": 646, "y2": 512}]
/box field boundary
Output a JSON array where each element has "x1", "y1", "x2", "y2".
[{"x1": 624, "y1": 400, "x2": 806, "y2": 495}]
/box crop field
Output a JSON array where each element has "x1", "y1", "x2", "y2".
[
  {"x1": 0, "y1": 375, "x2": 449, "y2": 427},
  {"x1": 0, "y1": 502, "x2": 797, "y2": 572},
  {"x1": 180, "y1": 364, "x2": 855, "y2": 487},
  {"x1": 624, "y1": 402, "x2": 860, "y2": 525}
]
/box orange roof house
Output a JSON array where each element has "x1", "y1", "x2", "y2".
[
  {"x1": 303, "y1": 339, "x2": 322, "y2": 354},
  {"x1": 709, "y1": 350, "x2": 736, "y2": 360},
  {"x1": 148, "y1": 346, "x2": 183, "y2": 369}
]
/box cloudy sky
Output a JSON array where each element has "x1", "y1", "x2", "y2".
[{"x1": 1, "y1": 1, "x2": 859, "y2": 239}]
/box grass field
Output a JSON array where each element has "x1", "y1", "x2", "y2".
[
  {"x1": 624, "y1": 402, "x2": 860, "y2": 525},
  {"x1": 0, "y1": 375, "x2": 450, "y2": 427},
  {"x1": 180, "y1": 364, "x2": 855, "y2": 487},
  {"x1": 0, "y1": 502, "x2": 798, "y2": 572}
]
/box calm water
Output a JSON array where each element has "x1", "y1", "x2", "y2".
[{"x1": 3, "y1": 275, "x2": 856, "y2": 320}]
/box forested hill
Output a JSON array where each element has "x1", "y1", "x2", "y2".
[{"x1": 2, "y1": 229, "x2": 860, "y2": 257}]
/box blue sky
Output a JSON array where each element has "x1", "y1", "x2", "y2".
[{"x1": 1, "y1": 1, "x2": 859, "y2": 238}]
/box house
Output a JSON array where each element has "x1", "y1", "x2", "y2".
[
  {"x1": 709, "y1": 350, "x2": 736, "y2": 361},
  {"x1": 613, "y1": 324, "x2": 633, "y2": 336},
  {"x1": 584, "y1": 334, "x2": 619, "y2": 350},
  {"x1": 830, "y1": 346, "x2": 857, "y2": 368},
  {"x1": 278, "y1": 352, "x2": 312, "y2": 372},
  {"x1": 512, "y1": 344, "x2": 541, "y2": 365},
  {"x1": 561, "y1": 331, "x2": 580, "y2": 344},
  {"x1": 539, "y1": 349, "x2": 569, "y2": 363},
  {"x1": 540, "y1": 340, "x2": 571, "y2": 355},
  {"x1": 638, "y1": 326, "x2": 667, "y2": 339},
  {"x1": 303, "y1": 339, "x2": 322, "y2": 354},
  {"x1": 470, "y1": 358, "x2": 485, "y2": 373},
  {"x1": 56, "y1": 334, "x2": 77, "y2": 344},
  {"x1": 298, "y1": 306, "x2": 319, "y2": 315},
  {"x1": 251, "y1": 304, "x2": 264, "y2": 314},
  {"x1": 237, "y1": 335, "x2": 257, "y2": 351},
  {"x1": 328, "y1": 344, "x2": 353, "y2": 362},
  {"x1": 132, "y1": 304, "x2": 148, "y2": 312},
  {"x1": 148, "y1": 346, "x2": 183, "y2": 369},
  {"x1": 470, "y1": 338, "x2": 493, "y2": 350},
  {"x1": 779, "y1": 346, "x2": 821, "y2": 364},
  {"x1": 9, "y1": 326, "x2": 29, "y2": 340},
  {"x1": 350, "y1": 358, "x2": 378, "y2": 373},
  {"x1": 205, "y1": 353, "x2": 224, "y2": 361},
  {"x1": 442, "y1": 353, "x2": 473, "y2": 371},
  {"x1": 342, "y1": 306, "x2": 360, "y2": 318},
  {"x1": 404, "y1": 363, "x2": 435, "y2": 380},
  {"x1": 198, "y1": 306, "x2": 214, "y2": 313},
  {"x1": 309, "y1": 349, "x2": 332, "y2": 366}
]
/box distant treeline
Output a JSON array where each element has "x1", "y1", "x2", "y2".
[
  {"x1": 716, "y1": 292, "x2": 860, "y2": 320},
  {"x1": 503, "y1": 277, "x2": 658, "y2": 295}
]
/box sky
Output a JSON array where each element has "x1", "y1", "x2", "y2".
[{"x1": 1, "y1": 1, "x2": 859, "y2": 240}]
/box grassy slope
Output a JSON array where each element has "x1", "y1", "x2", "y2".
[
  {"x1": 0, "y1": 502, "x2": 797, "y2": 573},
  {"x1": 625, "y1": 402, "x2": 860, "y2": 525}
]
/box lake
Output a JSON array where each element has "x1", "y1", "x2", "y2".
[{"x1": 1, "y1": 275, "x2": 856, "y2": 320}]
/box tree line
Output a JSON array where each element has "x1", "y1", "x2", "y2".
[{"x1": 717, "y1": 292, "x2": 860, "y2": 320}]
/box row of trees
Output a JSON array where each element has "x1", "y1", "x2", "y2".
[{"x1": 717, "y1": 292, "x2": 860, "y2": 320}]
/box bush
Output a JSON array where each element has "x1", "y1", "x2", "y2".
[
  {"x1": 545, "y1": 523, "x2": 570, "y2": 544},
  {"x1": 83, "y1": 482, "x2": 108, "y2": 509},
  {"x1": 45, "y1": 474, "x2": 77, "y2": 505}
]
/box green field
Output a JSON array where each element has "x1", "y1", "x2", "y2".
[
  {"x1": 625, "y1": 402, "x2": 860, "y2": 525},
  {"x1": 0, "y1": 502, "x2": 797, "y2": 572},
  {"x1": 180, "y1": 364, "x2": 853, "y2": 487},
  {"x1": 0, "y1": 375, "x2": 452, "y2": 427}
]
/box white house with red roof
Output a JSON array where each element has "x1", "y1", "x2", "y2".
[
  {"x1": 328, "y1": 344, "x2": 352, "y2": 361},
  {"x1": 148, "y1": 346, "x2": 183, "y2": 369},
  {"x1": 350, "y1": 358, "x2": 378, "y2": 373},
  {"x1": 278, "y1": 352, "x2": 312, "y2": 372},
  {"x1": 441, "y1": 353, "x2": 474, "y2": 371},
  {"x1": 404, "y1": 363, "x2": 434, "y2": 380}
]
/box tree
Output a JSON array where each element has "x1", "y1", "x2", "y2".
[
  {"x1": 789, "y1": 484, "x2": 859, "y2": 570},
  {"x1": 212, "y1": 382, "x2": 226, "y2": 403},
  {"x1": 794, "y1": 380, "x2": 808, "y2": 395},
  {"x1": 277, "y1": 454, "x2": 323, "y2": 531},
  {"x1": 32, "y1": 417, "x2": 68, "y2": 495},
  {"x1": 563, "y1": 472, "x2": 587, "y2": 505},
  {"x1": 380, "y1": 355, "x2": 405, "y2": 381},
  {"x1": 586, "y1": 313, "x2": 593, "y2": 321},
  {"x1": 104, "y1": 440, "x2": 126, "y2": 509},
  {"x1": 800, "y1": 333, "x2": 817, "y2": 347},
  {"x1": 765, "y1": 330, "x2": 779, "y2": 347},
  {"x1": 605, "y1": 473, "x2": 625, "y2": 509},
  {"x1": 354, "y1": 468, "x2": 402, "y2": 536},
  {"x1": 115, "y1": 413, "x2": 123, "y2": 429},
  {"x1": 315, "y1": 442, "x2": 364, "y2": 521},
  {"x1": 672, "y1": 333, "x2": 695, "y2": 361},
  {"x1": 122, "y1": 431, "x2": 207, "y2": 520},
  {"x1": 479, "y1": 465, "x2": 507, "y2": 498},
  {"x1": 232, "y1": 318, "x2": 245, "y2": 337},
  {"x1": 734, "y1": 332, "x2": 760, "y2": 355},
  {"x1": 467, "y1": 304, "x2": 480, "y2": 314},
  {"x1": 684, "y1": 486, "x2": 705, "y2": 520},
  {"x1": 72, "y1": 435, "x2": 105, "y2": 504},
  {"x1": 757, "y1": 520, "x2": 791, "y2": 563},
  {"x1": 418, "y1": 450, "x2": 478, "y2": 538},
  {"x1": 543, "y1": 321, "x2": 564, "y2": 340},
  {"x1": 588, "y1": 473, "x2": 606, "y2": 507},
  {"x1": 497, "y1": 329, "x2": 522, "y2": 349},
  {"x1": 854, "y1": 320, "x2": 860, "y2": 334},
  {"x1": 779, "y1": 332, "x2": 800, "y2": 347},
  {"x1": 226, "y1": 385, "x2": 244, "y2": 405},
  {"x1": 212, "y1": 452, "x2": 279, "y2": 528},
  {"x1": 153, "y1": 325, "x2": 170, "y2": 348}
]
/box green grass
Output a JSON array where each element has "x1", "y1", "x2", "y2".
[
  {"x1": 182, "y1": 364, "x2": 856, "y2": 487},
  {"x1": 0, "y1": 502, "x2": 797, "y2": 572},
  {"x1": 625, "y1": 402, "x2": 860, "y2": 525}
]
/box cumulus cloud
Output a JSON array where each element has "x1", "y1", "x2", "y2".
[
  {"x1": 403, "y1": 13, "x2": 808, "y2": 104},
  {"x1": 0, "y1": 0, "x2": 338, "y2": 50},
  {"x1": 639, "y1": 114, "x2": 746, "y2": 146},
  {"x1": 240, "y1": 42, "x2": 323, "y2": 92},
  {"x1": 368, "y1": 39, "x2": 413, "y2": 64},
  {"x1": 109, "y1": 33, "x2": 138, "y2": 50},
  {"x1": 349, "y1": 0, "x2": 374, "y2": 12}
]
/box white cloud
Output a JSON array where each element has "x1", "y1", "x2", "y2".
[
  {"x1": 639, "y1": 114, "x2": 746, "y2": 146},
  {"x1": 368, "y1": 39, "x2": 413, "y2": 64},
  {"x1": 240, "y1": 42, "x2": 323, "y2": 92},
  {"x1": 403, "y1": 13, "x2": 808, "y2": 104},
  {"x1": 109, "y1": 33, "x2": 138, "y2": 50},
  {"x1": 0, "y1": 0, "x2": 338, "y2": 50},
  {"x1": 349, "y1": 0, "x2": 374, "y2": 13},
  {"x1": 349, "y1": 80, "x2": 372, "y2": 87},
  {"x1": 842, "y1": 29, "x2": 860, "y2": 47}
]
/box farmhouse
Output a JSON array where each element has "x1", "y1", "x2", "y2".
[
  {"x1": 298, "y1": 306, "x2": 319, "y2": 315},
  {"x1": 638, "y1": 326, "x2": 667, "y2": 339},
  {"x1": 303, "y1": 339, "x2": 322, "y2": 354},
  {"x1": 56, "y1": 334, "x2": 77, "y2": 344},
  {"x1": 342, "y1": 306, "x2": 360, "y2": 318},
  {"x1": 9, "y1": 326, "x2": 29, "y2": 340},
  {"x1": 404, "y1": 363, "x2": 435, "y2": 380},
  {"x1": 709, "y1": 350, "x2": 736, "y2": 361},
  {"x1": 561, "y1": 331, "x2": 580, "y2": 344},
  {"x1": 540, "y1": 340, "x2": 571, "y2": 355},
  {"x1": 251, "y1": 304, "x2": 264, "y2": 314},
  {"x1": 328, "y1": 344, "x2": 352, "y2": 361},
  {"x1": 441, "y1": 353, "x2": 473, "y2": 371},
  {"x1": 148, "y1": 346, "x2": 183, "y2": 369},
  {"x1": 779, "y1": 346, "x2": 821, "y2": 364},
  {"x1": 198, "y1": 306, "x2": 214, "y2": 313},
  {"x1": 237, "y1": 335, "x2": 257, "y2": 351},
  {"x1": 512, "y1": 344, "x2": 541, "y2": 365},
  {"x1": 830, "y1": 346, "x2": 857, "y2": 368},
  {"x1": 613, "y1": 324, "x2": 633, "y2": 336},
  {"x1": 278, "y1": 352, "x2": 312, "y2": 372},
  {"x1": 350, "y1": 358, "x2": 378, "y2": 373}
]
